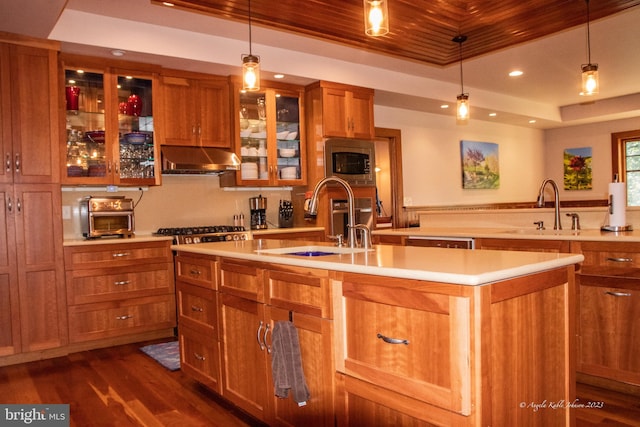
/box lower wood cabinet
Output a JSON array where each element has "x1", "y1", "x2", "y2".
[
  {"x1": 573, "y1": 241, "x2": 640, "y2": 387},
  {"x1": 475, "y1": 237, "x2": 571, "y2": 253},
  {"x1": 64, "y1": 240, "x2": 176, "y2": 345},
  {"x1": 175, "y1": 253, "x2": 335, "y2": 427}
]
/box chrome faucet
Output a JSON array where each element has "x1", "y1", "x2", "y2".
[
  {"x1": 536, "y1": 179, "x2": 562, "y2": 230},
  {"x1": 308, "y1": 176, "x2": 359, "y2": 248}
]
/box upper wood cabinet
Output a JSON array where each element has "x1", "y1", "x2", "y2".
[
  {"x1": 0, "y1": 41, "x2": 60, "y2": 184},
  {"x1": 221, "y1": 78, "x2": 306, "y2": 187},
  {"x1": 61, "y1": 54, "x2": 162, "y2": 186},
  {"x1": 306, "y1": 81, "x2": 374, "y2": 140},
  {"x1": 159, "y1": 71, "x2": 231, "y2": 148}
]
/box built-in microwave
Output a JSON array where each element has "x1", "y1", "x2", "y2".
[{"x1": 324, "y1": 138, "x2": 376, "y2": 186}]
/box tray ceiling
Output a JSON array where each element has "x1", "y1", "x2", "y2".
[{"x1": 160, "y1": 0, "x2": 640, "y2": 66}]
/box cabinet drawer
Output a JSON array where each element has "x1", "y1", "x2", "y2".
[
  {"x1": 177, "y1": 281, "x2": 217, "y2": 337},
  {"x1": 574, "y1": 241, "x2": 640, "y2": 272},
  {"x1": 175, "y1": 254, "x2": 217, "y2": 289},
  {"x1": 267, "y1": 266, "x2": 331, "y2": 318},
  {"x1": 67, "y1": 295, "x2": 176, "y2": 343},
  {"x1": 66, "y1": 263, "x2": 173, "y2": 304},
  {"x1": 220, "y1": 258, "x2": 264, "y2": 302},
  {"x1": 64, "y1": 241, "x2": 172, "y2": 269},
  {"x1": 342, "y1": 278, "x2": 472, "y2": 416},
  {"x1": 179, "y1": 325, "x2": 221, "y2": 392}
]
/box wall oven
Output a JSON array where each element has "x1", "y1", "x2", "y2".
[
  {"x1": 330, "y1": 198, "x2": 374, "y2": 240},
  {"x1": 324, "y1": 138, "x2": 376, "y2": 186}
]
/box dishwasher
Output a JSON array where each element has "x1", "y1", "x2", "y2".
[{"x1": 405, "y1": 236, "x2": 475, "y2": 249}]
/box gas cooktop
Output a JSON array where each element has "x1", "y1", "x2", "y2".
[{"x1": 155, "y1": 225, "x2": 252, "y2": 244}]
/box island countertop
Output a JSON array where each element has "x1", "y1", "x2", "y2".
[{"x1": 171, "y1": 239, "x2": 583, "y2": 286}]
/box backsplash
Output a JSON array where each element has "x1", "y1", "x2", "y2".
[{"x1": 61, "y1": 175, "x2": 292, "y2": 239}]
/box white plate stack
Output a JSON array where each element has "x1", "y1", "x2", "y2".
[
  {"x1": 241, "y1": 163, "x2": 258, "y2": 179},
  {"x1": 280, "y1": 166, "x2": 297, "y2": 179}
]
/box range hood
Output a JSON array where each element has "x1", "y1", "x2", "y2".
[{"x1": 161, "y1": 145, "x2": 241, "y2": 175}]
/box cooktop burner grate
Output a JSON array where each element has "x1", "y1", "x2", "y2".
[{"x1": 155, "y1": 225, "x2": 251, "y2": 244}]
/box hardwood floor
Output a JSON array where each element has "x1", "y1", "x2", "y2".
[
  {"x1": 0, "y1": 339, "x2": 266, "y2": 427},
  {"x1": 0, "y1": 339, "x2": 639, "y2": 426}
]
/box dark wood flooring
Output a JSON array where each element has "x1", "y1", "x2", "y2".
[{"x1": 0, "y1": 339, "x2": 638, "y2": 426}]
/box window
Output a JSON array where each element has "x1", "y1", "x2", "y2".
[{"x1": 612, "y1": 130, "x2": 640, "y2": 206}]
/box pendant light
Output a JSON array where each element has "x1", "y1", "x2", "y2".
[
  {"x1": 581, "y1": 0, "x2": 598, "y2": 95},
  {"x1": 242, "y1": 0, "x2": 260, "y2": 91},
  {"x1": 453, "y1": 35, "x2": 469, "y2": 124},
  {"x1": 364, "y1": 0, "x2": 389, "y2": 36}
]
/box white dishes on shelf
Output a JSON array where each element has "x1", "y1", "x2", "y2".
[
  {"x1": 240, "y1": 129, "x2": 251, "y2": 138},
  {"x1": 251, "y1": 131, "x2": 267, "y2": 139},
  {"x1": 280, "y1": 166, "x2": 297, "y2": 179},
  {"x1": 279, "y1": 148, "x2": 296, "y2": 158},
  {"x1": 276, "y1": 131, "x2": 298, "y2": 140},
  {"x1": 276, "y1": 131, "x2": 289, "y2": 140},
  {"x1": 241, "y1": 162, "x2": 258, "y2": 179},
  {"x1": 285, "y1": 131, "x2": 298, "y2": 140}
]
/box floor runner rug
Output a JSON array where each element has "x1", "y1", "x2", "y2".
[{"x1": 140, "y1": 341, "x2": 180, "y2": 371}]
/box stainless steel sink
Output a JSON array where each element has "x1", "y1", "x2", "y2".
[{"x1": 255, "y1": 245, "x2": 372, "y2": 256}]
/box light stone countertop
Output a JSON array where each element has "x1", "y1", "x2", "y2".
[
  {"x1": 63, "y1": 234, "x2": 173, "y2": 246},
  {"x1": 372, "y1": 226, "x2": 640, "y2": 242},
  {"x1": 172, "y1": 239, "x2": 584, "y2": 286}
]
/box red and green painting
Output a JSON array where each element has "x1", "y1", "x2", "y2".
[{"x1": 564, "y1": 147, "x2": 592, "y2": 190}]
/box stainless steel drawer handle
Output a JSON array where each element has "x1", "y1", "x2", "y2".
[
  {"x1": 377, "y1": 333, "x2": 409, "y2": 345},
  {"x1": 5, "y1": 153, "x2": 10, "y2": 173},
  {"x1": 112, "y1": 252, "x2": 131, "y2": 257},
  {"x1": 114, "y1": 280, "x2": 130, "y2": 286},
  {"x1": 191, "y1": 305, "x2": 204, "y2": 312},
  {"x1": 257, "y1": 321, "x2": 265, "y2": 350},
  {"x1": 606, "y1": 257, "x2": 633, "y2": 263},
  {"x1": 189, "y1": 268, "x2": 201, "y2": 276},
  {"x1": 263, "y1": 324, "x2": 271, "y2": 354},
  {"x1": 194, "y1": 352, "x2": 206, "y2": 361},
  {"x1": 116, "y1": 314, "x2": 133, "y2": 320},
  {"x1": 605, "y1": 291, "x2": 632, "y2": 297}
]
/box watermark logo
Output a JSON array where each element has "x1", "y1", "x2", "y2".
[{"x1": 0, "y1": 405, "x2": 69, "y2": 426}]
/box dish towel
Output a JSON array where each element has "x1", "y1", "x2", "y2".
[{"x1": 271, "y1": 320, "x2": 310, "y2": 406}]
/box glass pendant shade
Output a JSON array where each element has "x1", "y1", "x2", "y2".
[
  {"x1": 581, "y1": 64, "x2": 599, "y2": 95},
  {"x1": 364, "y1": 0, "x2": 389, "y2": 36},
  {"x1": 456, "y1": 94, "x2": 469, "y2": 123},
  {"x1": 242, "y1": 54, "x2": 260, "y2": 92}
]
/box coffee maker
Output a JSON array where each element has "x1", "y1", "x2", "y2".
[{"x1": 249, "y1": 195, "x2": 267, "y2": 229}]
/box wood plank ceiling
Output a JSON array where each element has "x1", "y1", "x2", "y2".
[{"x1": 156, "y1": 0, "x2": 640, "y2": 66}]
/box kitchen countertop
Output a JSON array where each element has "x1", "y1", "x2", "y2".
[
  {"x1": 251, "y1": 226, "x2": 324, "y2": 235},
  {"x1": 171, "y1": 239, "x2": 583, "y2": 286},
  {"x1": 372, "y1": 226, "x2": 640, "y2": 242},
  {"x1": 63, "y1": 234, "x2": 173, "y2": 246}
]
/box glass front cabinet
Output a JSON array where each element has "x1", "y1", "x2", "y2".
[
  {"x1": 224, "y1": 79, "x2": 306, "y2": 186},
  {"x1": 62, "y1": 57, "x2": 161, "y2": 186}
]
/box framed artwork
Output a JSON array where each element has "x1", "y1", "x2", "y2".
[
  {"x1": 461, "y1": 140, "x2": 500, "y2": 189},
  {"x1": 564, "y1": 147, "x2": 592, "y2": 190}
]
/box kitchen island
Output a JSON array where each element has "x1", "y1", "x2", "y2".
[{"x1": 173, "y1": 239, "x2": 583, "y2": 426}]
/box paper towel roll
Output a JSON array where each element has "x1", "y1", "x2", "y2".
[{"x1": 608, "y1": 182, "x2": 627, "y2": 227}]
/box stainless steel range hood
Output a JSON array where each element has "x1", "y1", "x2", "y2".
[{"x1": 161, "y1": 145, "x2": 241, "y2": 175}]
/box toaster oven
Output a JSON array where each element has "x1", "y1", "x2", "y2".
[{"x1": 80, "y1": 196, "x2": 135, "y2": 239}]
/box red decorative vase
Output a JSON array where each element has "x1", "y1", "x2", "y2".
[{"x1": 127, "y1": 94, "x2": 142, "y2": 116}]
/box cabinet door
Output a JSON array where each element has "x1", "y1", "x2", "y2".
[
  {"x1": 0, "y1": 44, "x2": 11, "y2": 184},
  {"x1": 219, "y1": 293, "x2": 270, "y2": 420},
  {"x1": 268, "y1": 306, "x2": 334, "y2": 427},
  {"x1": 14, "y1": 184, "x2": 66, "y2": 352},
  {"x1": 579, "y1": 282, "x2": 640, "y2": 384},
  {"x1": 160, "y1": 75, "x2": 198, "y2": 146},
  {"x1": 5, "y1": 44, "x2": 58, "y2": 184},
  {"x1": 0, "y1": 184, "x2": 19, "y2": 355},
  {"x1": 198, "y1": 78, "x2": 231, "y2": 148},
  {"x1": 349, "y1": 88, "x2": 374, "y2": 140},
  {"x1": 322, "y1": 87, "x2": 349, "y2": 138}
]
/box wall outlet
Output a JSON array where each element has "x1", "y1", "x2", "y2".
[{"x1": 62, "y1": 205, "x2": 71, "y2": 220}]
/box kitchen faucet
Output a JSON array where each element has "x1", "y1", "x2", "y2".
[
  {"x1": 307, "y1": 176, "x2": 361, "y2": 248},
  {"x1": 536, "y1": 179, "x2": 562, "y2": 230}
]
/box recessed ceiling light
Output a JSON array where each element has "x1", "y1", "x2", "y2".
[
  {"x1": 111, "y1": 49, "x2": 126, "y2": 57},
  {"x1": 162, "y1": 2, "x2": 175, "y2": 6},
  {"x1": 509, "y1": 70, "x2": 524, "y2": 77},
  {"x1": 76, "y1": 69, "x2": 84, "y2": 74},
  {"x1": 528, "y1": 119, "x2": 537, "y2": 124},
  {"x1": 489, "y1": 112, "x2": 497, "y2": 117},
  {"x1": 440, "y1": 104, "x2": 449, "y2": 109},
  {"x1": 273, "y1": 74, "x2": 285, "y2": 79}
]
